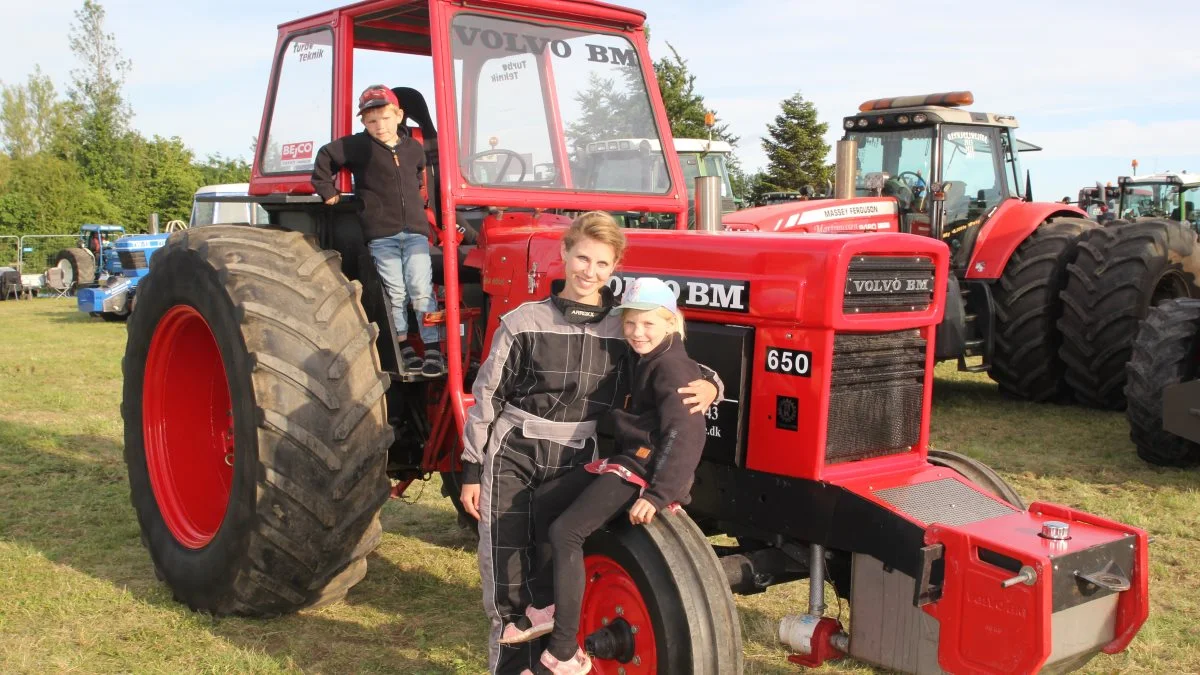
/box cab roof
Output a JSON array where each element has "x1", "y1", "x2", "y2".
[
  {"x1": 280, "y1": 0, "x2": 647, "y2": 31},
  {"x1": 846, "y1": 105, "x2": 1019, "y2": 129},
  {"x1": 1121, "y1": 171, "x2": 1200, "y2": 188}
]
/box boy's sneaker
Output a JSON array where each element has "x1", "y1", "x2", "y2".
[
  {"x1": 422, "y1": 349, "x2": 445, "y2": 377},
  {"x1": 538, "y1": 647, "x2": 591, "y2": 675},
  {"x1": 398, "y1": 344, "x2": 423, "y2": 372},
  {"x1": 497, "y1": 605, "x2": 554, "y2": 645}
]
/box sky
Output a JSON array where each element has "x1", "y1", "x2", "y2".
[{"x1": 4, "y1": 0, "x2": 1199, "y2": 203}]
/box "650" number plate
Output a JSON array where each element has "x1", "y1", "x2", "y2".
[{"x1": 765, "y1": 347, "x2": 812, "y2": 377}]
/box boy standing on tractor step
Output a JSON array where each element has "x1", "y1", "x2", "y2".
[{"x1": 312, "y1": 84, "x2": 444, "y2": 376}]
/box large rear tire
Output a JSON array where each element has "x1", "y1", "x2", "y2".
[
  {"x1": 55, "y1": 247, "x2": 94, "y2": 291},
  {"x1": 122, "y1": 226, "x2": 392, "y2": 616},
  {"x1": 581, "y1": 509, "x2": 743, "y2": 674},
  {"x1": 928, "y1": 449, "x2": 1025, "y2": 508},
  {"x1": 989, "y1": 217, "x2": 1096, "y2": 401},
  {"x1": 1058, "y1": 219, "x2": 1200, "y2": 409},
  {"x1": 1125, "y1": 298, "x2": 1200, "y2": 466}
]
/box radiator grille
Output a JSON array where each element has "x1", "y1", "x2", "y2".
[
  {"x1": 118, "y1": 250, "x2": 147, "y2": 270},
  {"x1": 843, "y1": 255, "x2": 936, "y2": 314},
  {"x1": 826, "y1": 330, "x2": 926, "y2": 463}
]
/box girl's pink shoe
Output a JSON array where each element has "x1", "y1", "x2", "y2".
[
  {"x1": 498, "y1": 605, "x2": 556, "y2": 645},
  {"x1": 540, "y1": 647, "x2": 592, "y2": 675}
]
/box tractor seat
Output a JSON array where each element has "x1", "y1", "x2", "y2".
[{"x1": 429, "y1": 245, "x2": 481, "y2": 285}]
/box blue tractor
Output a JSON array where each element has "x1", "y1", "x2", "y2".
[
  {"x1": 53, "y1": 224, "x2": 127, "y2": 291},
  {"x1": 75, "y1": 232, "x2": 170, "y2": 321}
]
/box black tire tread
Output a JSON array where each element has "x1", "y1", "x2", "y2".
[
  {"x1": 55, "y1": 247, "x2": 94, "y2": 290},
  {"x1": 990, "y1": 217, "x2": 1095, "y2": 400},
  {"x1": 1058, "y1": 219, "x2": 1200, "y2": 409},
  {"x1": 129, "y1": 225, "x2": 392, "y2": 617},
  {"x1": 1125, "y1": 298, "x2": 1200, "y2": 466}
]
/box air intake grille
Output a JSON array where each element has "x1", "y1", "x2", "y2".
[
  {"x1": 843, "y1": 255, "x2": 936, "y2": 314},
  {"x1": 118, "y1": 250, "x2": 147, "y2": 270},
  {"x1": 826, "y1": 330, "x2": 926, "y2": 463}
]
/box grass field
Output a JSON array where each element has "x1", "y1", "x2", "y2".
[{"x1": 0, "y1": 298, "x2": 1196, "y2": 674}]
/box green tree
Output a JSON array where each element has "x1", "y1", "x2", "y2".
[
  {"x1": 198, "y1": 154, "x2": 252, "y2": 186},
  {"x1": 761, "y1": 91, "x2": 831, "y2": 194},
  {"x1": 653, "y1": 44, "x2": 734, "y2": 144},
  {"x1": 66, "y1": 0, "x2": 133, "y2": 198},
  {"x1": 0, "y1": 154, "x2": 120, "y2": 236},
  {"x1": 1, "y1": 67, "x2": 67, "y2": 159}
]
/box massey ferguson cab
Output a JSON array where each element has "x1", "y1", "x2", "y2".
[
  {"x1": 120, "y1": 3, "x2": 1148, "y2": 673},
  {"x1": 724, "y1": 92, "x2": 1096, "y2": 402}
]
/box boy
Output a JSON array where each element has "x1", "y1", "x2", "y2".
[{"x1": 311, "y1": 84, "x2": 443, "y2": 376}]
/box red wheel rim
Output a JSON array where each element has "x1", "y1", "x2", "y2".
[
  {"x1": 143, "y1": 305, "x2": 235, "y2": 549},
  {"x1": 580, "y1": 553, "x2": 657, "y2": 674}
]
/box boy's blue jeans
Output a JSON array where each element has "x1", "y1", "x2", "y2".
[{"x1": 367, "y1": 231, "x2": 440, "y2": 347}]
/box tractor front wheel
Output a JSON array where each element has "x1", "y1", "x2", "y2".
[
  {"x1": 580, "y1": 509, "x2": 742, "y2": 675},
  {"x1": 1125, "y1": 298, "x2": 1200, "y2": 466},
  {"x1": 989, "y1": 217, "x2": 1095, "y2": 401},
  {"x1": 928, "y1": 449, "x2": 1024, "y2": 508},
  {"x1": 1059, "y1": 219, "x2": 1200, "y2": 408},
  {"x1": 122, "y1": 226, "x2": 392, "y2": 616}
]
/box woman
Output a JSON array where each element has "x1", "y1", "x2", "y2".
[{"x1": 459, "y1": 212, "x2": 719, "y2": 675}]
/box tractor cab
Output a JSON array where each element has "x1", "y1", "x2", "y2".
[
  {"x1": 79, "y1": 224, "x2": 126, "y2": 277},
  {"x1": 1118, "y1": 171, "x2": 1200, "y2": 228},
  {"x1": 841, "y1": 91, "x2": 1031, "y2": 270}
]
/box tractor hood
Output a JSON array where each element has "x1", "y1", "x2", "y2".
[{"x1": 723, "y1": 197, "x2": 899, "y2": 234}]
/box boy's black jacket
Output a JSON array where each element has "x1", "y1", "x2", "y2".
[
  {"x1": 311, "y1": 132, "x2": 428, "y2": 241},
  {"x1": 608, "y1": 335, "x2": 706, "y2": 510}
]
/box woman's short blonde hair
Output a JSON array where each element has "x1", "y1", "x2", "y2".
[{"x1": 563, "y1": 211, "x2": 626, "y2": 262}]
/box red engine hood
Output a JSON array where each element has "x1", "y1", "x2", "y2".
[{"x1": 723, "y1": 197, "x2": 900, "y2": 234}]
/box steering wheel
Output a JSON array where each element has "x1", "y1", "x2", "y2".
[
  {"x1": 896, "y1": 171, "x2": 926, "y2": 195},
  {"x1": 466, "y1": 149, "x2": 527, "y2": 184}
]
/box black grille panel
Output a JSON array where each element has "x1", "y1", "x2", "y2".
[
  {"x1": 118, "y1": 250, "x2": 147, "y2": 270},
  {"x1": 843, "y1": 255, "x2": 936, "y2": 314},
  {"x1": 826, "y1": 330, "x2": 926, "y2": 463}
]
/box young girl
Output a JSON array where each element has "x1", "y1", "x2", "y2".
[
  {"x1": 459, "y1": 214, "x2": 720, "y2": 675},
  {"x1": 509, "y1": 277, "x2": 708, "y2": 675}
]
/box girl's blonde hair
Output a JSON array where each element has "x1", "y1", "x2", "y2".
[
  {"x1": 622, "y1": 306, "x2": 687, "y2": 339},
  {"x1": 563, "y1": 211, "x2": 626, "y2": 262}
]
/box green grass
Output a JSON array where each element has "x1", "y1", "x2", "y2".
[{"x1": 0, "y1": 299, "x2": 1196, "y2": 673}]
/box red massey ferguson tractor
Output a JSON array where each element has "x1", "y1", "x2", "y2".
[
  {"x1": 121, "y1": 3, "x2": 1148, "y2": 673},
  {"x1": 724, "y1": 92, "x2": 1096, "y2": 403}
]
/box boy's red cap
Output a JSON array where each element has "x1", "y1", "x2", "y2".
[{"x1": 358, "y1": 85, "x2": 399, "y2": 115}]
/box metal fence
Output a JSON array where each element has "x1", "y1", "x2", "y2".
[{"x1": 17, "y1": 234, "x2": 81, "y2": 273}]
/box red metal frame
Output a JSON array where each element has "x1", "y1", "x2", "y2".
[
  {"x1": 965, "y1": 200, "x2": 1089, "y2": 279},
  {"x1": 143, "y1": 305, "x2": 234, "y2": 550}
]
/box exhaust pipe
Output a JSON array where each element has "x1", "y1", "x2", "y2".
[
  {"x1": 695, "y1": 175, "x2": 722, "y2": 232},
  {"x1": 834, "y1": 140, "x2": 857, "y2": 199},
  {"x1": 148, "y1": 212, "x2": 160, "y2": 235}
]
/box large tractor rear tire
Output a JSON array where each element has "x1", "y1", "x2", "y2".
[
  {"x1": 1125, "y1": 298, "x2": 1200, "y2": 467},
  {"x1": 989, "y1": 217, "x2": 1096, "y2": 401},
  {"x1": 1058, "y1": 219, "x2": 1200, "y2": 408},
  {"x1": 122, "y1": 226, "x2": 392, "y2": 616},
  {"x1": 928, "y1": 449, "x2": 1025, "y2": 508},
  {"x1": 55, "y1": 247, "x2": 94, "y2": 291},
  {"x1": 581, "y1": 509, "x2": 743, "y2": 675}
]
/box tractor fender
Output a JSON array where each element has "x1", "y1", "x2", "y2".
[{"x1": 965, "y1": 200, "x2": 1088, "y2": 279}]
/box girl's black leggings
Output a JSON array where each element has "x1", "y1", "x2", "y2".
[{"x1": 530, "y1": 466, "x2": 640, "y2": 660}]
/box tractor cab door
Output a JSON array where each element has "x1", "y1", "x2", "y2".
[{"x1": 938, "y1": 125, "x2": 1011, "y2": 270}]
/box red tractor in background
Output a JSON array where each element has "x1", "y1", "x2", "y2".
[
  {"x1": 120, "y1": 2, "x2": 1148, "y2": 673},
  {"x1": 725, "y1": 92, "x2": 1096, "y2": 403}
]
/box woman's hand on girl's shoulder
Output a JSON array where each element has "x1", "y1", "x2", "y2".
[{"x1": 678, "y1": 378, "x2": 718, "y2": 414}]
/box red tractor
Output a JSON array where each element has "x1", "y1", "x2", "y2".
[
  {"x1": 724, "y1": 92, "x2": 1096, "y2": 403},
  {"x1": 121, "y1": 2, "x2": 1149, "y2": 672}
]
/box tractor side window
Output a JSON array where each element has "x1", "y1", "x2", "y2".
[{"x1": 261, "y1": 30, "x2": 334, "y2": 175}]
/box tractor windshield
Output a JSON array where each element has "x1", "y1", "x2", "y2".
[
  {"x1": 1121, "y1": 182, "x2": 1200, "y2": 224},
  {"x1": 849, "y1": 128, "x2": 932, "y2": 205},
  {"x1": 450, "y1": 13, "x2": 669, "y2": 194}
]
